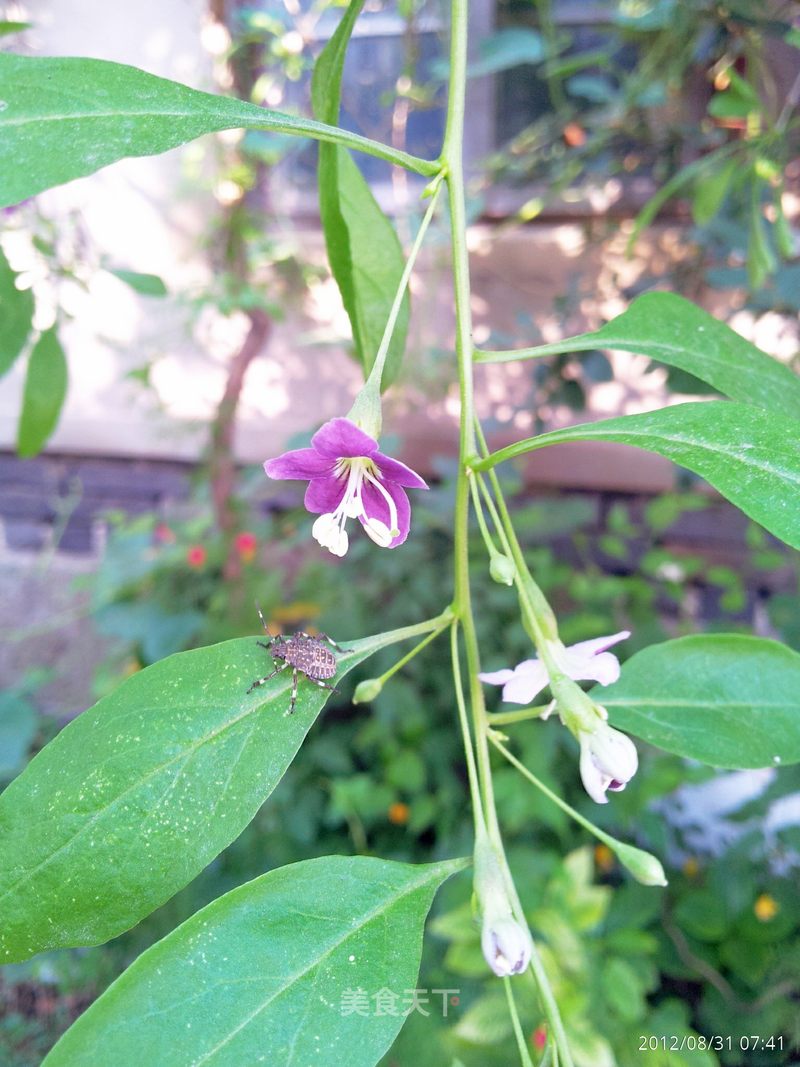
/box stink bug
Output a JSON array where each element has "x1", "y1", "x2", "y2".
[{"x1": 247, "y1": 605, "x2": 351, "y2": 715}]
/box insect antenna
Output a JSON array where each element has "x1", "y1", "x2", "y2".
[{"x1": 254, "y1": 600, "x2": 270, "y2": 637}]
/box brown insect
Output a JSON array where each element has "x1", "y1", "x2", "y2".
[{"x1": 247, "y1": 605, "x2": 351, "y2": 715}]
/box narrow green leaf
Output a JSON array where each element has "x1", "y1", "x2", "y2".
[
  {"x1": 601, "y1": 635, "x2": 800, "y2": 768},
  {"x1": 108, "y1": 267, "x2": 168, "y2": 296},
  {"x1": 476, "y1": 401, "x2": 800, "y2": 549},
  {"x1": 312, "y1": 1, "x2": 409, "y2": 387},
  {"x1": 622, "y1": 144, "x2": 740, "y2": 253},
  {"x1": 16, "y1": 326, "x2": 67, "y2": 457},
  {"x1": 475, "y1": 292, "x2": 800, "y2": 419},
  {"x1": 44, "y1": 856, "x2": 465, "y2": 1067},
  {"x1": 0, "y1": 21, "x2": 31, "y2": 37},
  {"x1": 0, "y1": 625, "x2": 435, "y2": 962},
  {"x1": 0, "y1": 245, "x2": 34, "y2": 376},
  {"x1": 0, "y1": 54, "x2": 438, "y2": 208},
  {"x1": 692, "y1": 158, "x2": 737, "y2": 225}
]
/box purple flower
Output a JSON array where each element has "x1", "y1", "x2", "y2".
[
  {"x1": 478, "y1": 630, "x2": 630, "y2": 704},
  {"x1": 264, "y1": 417, "x2": 427, "y2": 556}
]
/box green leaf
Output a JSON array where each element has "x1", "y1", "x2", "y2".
[
  {"x1": 468, "y1": 28, "x2": 544, "y2": 78},
  {"x1": 0, "y1": 626, "x2": 429, "y2": 962},
  {"x1": 108, "y1": 267, "x2": 168, "y2": 296},
  {"x1": 16, "y1": 326, "x2": 67, "y2": 457},
  {"x1": 0, "y1": 54, "x2": 438, "y2": 208},
  {"x1": 601, "y1": 635, "x2": 800, "y2": 768},
  {"x1": 0, "y1": 245, "x2": 34, "y2": 376},
  {"x1": 0, "y1": 21, "x2": 31, "y2": 37},
  {"x1": 43, "y1": 856, "x2": 465, "y2": 1067},
  {"x1": 475, "y1": 292, "x2": 800, "y2": 419},
  {"x1": 311, "y1": 1, "x2": 409, "y2": 388},
  {"x1": 692, "y1": 158, "x2": 737, "y2": 225},
  {"x1": 479, "y1": 402, "x2": 800, "y2": 548}
]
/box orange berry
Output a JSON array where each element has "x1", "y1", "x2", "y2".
[
  {"x1": 388, "y1": 802, "x2": 410, "y2": 825},
  {"x1": 563, "y1": 122, "x2": 586, "y2": 147}
]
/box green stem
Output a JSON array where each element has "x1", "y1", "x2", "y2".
[
  {"x1": 450, "y1": 622, "x2": 484, "y2": 836},
  {"x1": 504, "y1": 977, "x2": 536, "y2": 1067},
  {"x1": 443, "y1": 0, "x2": 499, "y2": 844},
  {"x1": 373, "y1": 622, "x2": 448, "y2": 688},
  {"x1": 468, "y1": 470, "x2": 502, "y2": 563},
  {"x1": 346, "y1": 607, "x2": 454, "y2": 658},
  {"x1": 488, "y1": 705, "x2": 552, "y2": 726},
  {"x1": 489, "y1": 729, "x2": 615, "y2": 848},
  {"x1": 365, "y1": 176, "x2": 444, "y2": 394},
  {"x1": 441, "y1": 4, "x2": 573, "y2": 1064}
]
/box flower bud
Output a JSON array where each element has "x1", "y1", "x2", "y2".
[
  {"x1": 489, "y1": 553, "x2": 515, "y2": 585},
  {"x1": 611, "y1": 841, "x2": 668, "y2": 887},
  {"x1": 474, "y1": 828, "x2": 532, "y2": 978},
  {"x1": 481, "y1": 915, "x2": 532, "y2": 977},
  {"x1": 353, "y1": 677, "x2": 383, "y2": 704},
  {"x1": 578, "y1": 721, "x2": 638, "y2": 804}
]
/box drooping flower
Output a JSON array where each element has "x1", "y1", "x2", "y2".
[
  {"x1": 578, "y1": 720, "x2": 639, "y2": 804},
  {"x1": 264, "y1": 417, "x2": 427, "y2": 556},
  {"x1": 478, "y1": 630, "x2": 630, "y2": 705}
]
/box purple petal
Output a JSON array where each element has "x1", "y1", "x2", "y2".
[
  {"x1": 359, "y1": 479, "x2": 410, "y2": 547},
  {"x1": 312, "y1": 418, "x2": 378, "y2": 459},
  {"x1": 374, "y1": 452, "x2": 428, "y2": 490},
  {"x1": 478, "y1": 668, "x2": 515, "y2": 685},
  {"x1": 577, "y1": 651, "x2": 622, "y2": 687},
  {"x1": 569, "y1": 630, "x2": 630, "y2": 659},
  {"x1": 305, "y1": 475, "x2": 346, "y2": 515},
  {"x1": 264, "y1": 448, "x2": 333, "y2": 481},
  {"x1": 501, "y1": 662, "x2": 549, "y2": 704}
]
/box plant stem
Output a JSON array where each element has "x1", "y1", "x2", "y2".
[
  {"x1": 504, "y1": 977, "x2": 536, "y2": 1067},
  {"x1": 441, "y1": 3, "x2": 573, "y2": 1064},
  {"x1": 362, "y1": 175, "x2": 444, "y2": 398},
  {"x1": 373, "y1": 622, "x2": 448, "y2": 688},
  {"x1": 346, "y1": 607, "x2": 454, "y2": 657},
  {"x1": 488, "y1": 705, "x2": 552, "y2": 726},
  {"x1": 450, "y1": 623, "x2": 484, "y2": 836}
]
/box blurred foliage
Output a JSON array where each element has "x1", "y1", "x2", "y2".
[
  {"x1": 2, "y1": 1, "x2": 800, "y2": 1063},
  {"x1": 2, "y1": 470, "x2": 799, "y2": 1064},
  {"x1": 485, "y1": 0, "x2": 799, "y2": 303}
]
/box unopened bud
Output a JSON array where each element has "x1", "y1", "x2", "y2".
[
  {"x1": 612, "y1": 841, "x2": 668, "y2": 887},
  {"x1": 474, "y1": 828, "x2": 532, "y2": 978},
  {"x1": 481, "y1": 915, "x2": 532, "y2": 977},
  {"x1": 353, "y1": 678, "x2": 383, "y2": 704},
  {"x1": 489, "y1": 553, "x2": 515, "y2": 585},
  {"x1": 577, "y1": 721, "x2": 638, "y2": 804}
]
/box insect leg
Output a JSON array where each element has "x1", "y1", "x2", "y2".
[
  {"x1": 247, "y1": 662, "x2": 288, "y2": 694},
  {"x1": 314, "y1": 632, "x2": 353, "y2": 653},
  {"x1": 287, "y1": 669, "x2": 299, "y2": 715},
  {"x1": 312, "y1": 680, "x2": 338, "y2": 694}
]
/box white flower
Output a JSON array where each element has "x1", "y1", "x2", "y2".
[
  {"x1": 479, "y1": 630, "x2": 630, "y2": 704},
  {"x1": 481, "y1": 916, "x2": 532, "y2": 977},
  {"x1": 578, "y1": 722, "x2": 639, "y2": 804}
]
